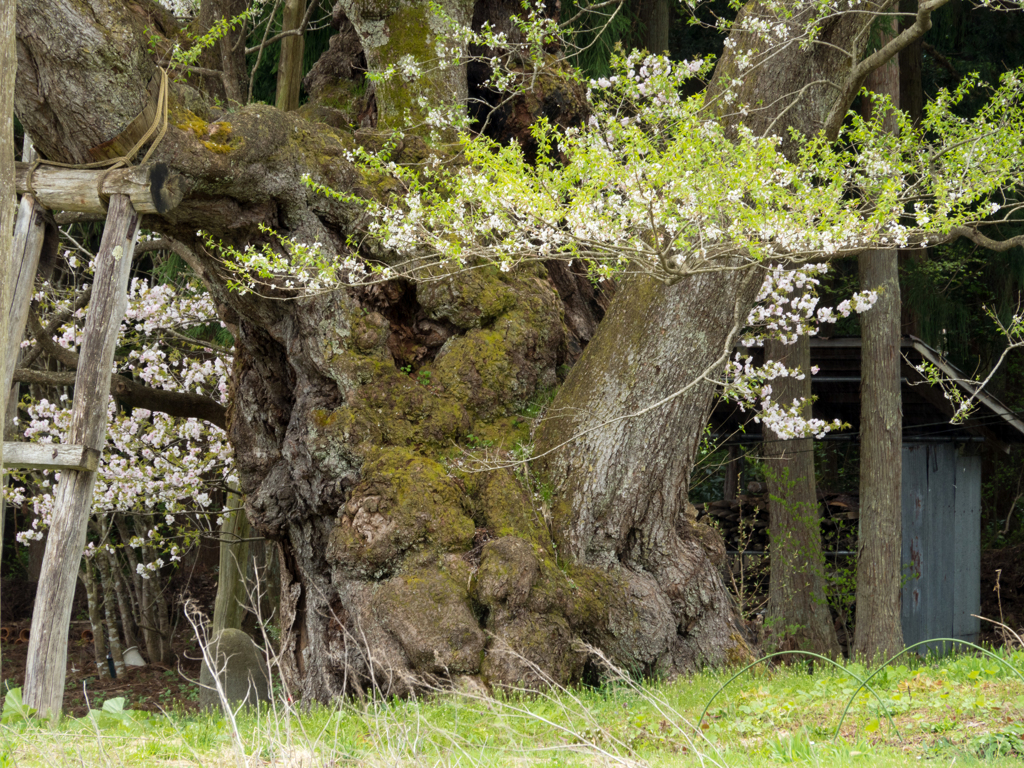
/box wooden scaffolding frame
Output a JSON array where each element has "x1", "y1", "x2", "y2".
[{"x1": 3, "y1": 156, "x2": 184, "y2": 717}]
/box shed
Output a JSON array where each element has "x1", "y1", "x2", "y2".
[{"x1": 711, "y1": 336, "x2": 1024, "y2": 651}]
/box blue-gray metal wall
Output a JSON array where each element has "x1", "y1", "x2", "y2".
[{"x1": 900, "y1": 443, "x2": 981, "y2": 651}]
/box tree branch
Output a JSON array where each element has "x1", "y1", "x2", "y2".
[
  {"x1": 243, "y1": 0, "x2": 317, "y2": 54},
  {"x1": 27, "y1": 313, "x2": 80, "y2": 369},
  {"x1": 20, "y1": 288, "x2": 92, "y2": 369},
  {"x1": 945, "y1": 227, "x2": 1024, "y2": 252},
  {"x1": 11, "y1": 368, "x2": 227, "y2": 430},
  {"x1": 823, "y1": 0, "x2": 950, "y2": 139}
]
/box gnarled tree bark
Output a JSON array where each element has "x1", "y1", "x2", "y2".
[{"x1": 13, "y1": 0, "x2": 937, "y2": 709}]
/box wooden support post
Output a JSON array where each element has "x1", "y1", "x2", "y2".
[
  {"x1": 0, "y1": 0, "x2": 16, "y2": 482},
  {"x1": 15, "y1": 161, "x2": 185, "y2": 215},
  {"x1": 5, "y1": 194, "x2": 49, "y2": 393},
  {"x1": 211, "y1": 488, "x2": 252, "y2": 636},
  {"x1": 23, "y1": 194, "x2": 140, "y2": 720},
  {"x1": 5, "y1": 141, "x2": 51, "y2": 581}
]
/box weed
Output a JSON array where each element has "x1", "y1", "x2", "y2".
[
  {"x1": 465, "y1": 433, "x2": 494, "y2": 449},
  {"x1": 971, "y1": 725, "x2": 1024, "y2": 758}
]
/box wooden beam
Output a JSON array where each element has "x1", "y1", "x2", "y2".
[
  {"x1": 2, "y1": 442, "x2": 99, "y2": 472},
  {"x1": 23, "y1": 194, "x2": 141, "y2": 720},
  {"x1": 15, "y1": 161, "x2": 185, "y2": 215}
]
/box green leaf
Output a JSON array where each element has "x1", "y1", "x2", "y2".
[
  {"x1": 101, "y1": 697, "x2": 128, "y2": 715},
  {"x1": 1, "y1": 688, "x2": 36, "y2": 724}
]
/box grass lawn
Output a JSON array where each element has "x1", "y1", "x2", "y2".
[{"x1": 0, "y1": 647, "x2": 1021, "y2": 767}]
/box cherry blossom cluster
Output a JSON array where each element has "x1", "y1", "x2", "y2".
[
  {"x1": 742, "y1": 263, "x2": 878, "y2": 347},
  {"x1": 720, "y1": 261, "x2": 882, "y2": 439},
  {"x1": 202, "y1": 224, "x2": 393, "y2": 297},
  {"x1": 6, "y1": 250, "x2": 236, "y2": 577}
]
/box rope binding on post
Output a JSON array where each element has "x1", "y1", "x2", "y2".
[{"x1": 23, "y1": 67, "x2": 170, "y2": 210}]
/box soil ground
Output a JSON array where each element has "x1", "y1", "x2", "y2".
[{"x1": 0, "y1": 620, "x2": 205, "y2": 718}]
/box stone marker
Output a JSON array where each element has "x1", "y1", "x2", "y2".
[{"x1": 198, "y1": 628, "x2": 272, "y2": 710}]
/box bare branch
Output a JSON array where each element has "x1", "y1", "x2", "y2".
[
  {"x1": 11, "y1": 367, "x2": 227, "y2": 430},
  {"x1": 945, "y1": 226, "x2": 1024, "y2": 253},
  {"x1": 823, "y1": 0, "x2": 950, "y2": 139},
  {"x1": 243, "y1": 0, "x2": 317, "y2": 55}
]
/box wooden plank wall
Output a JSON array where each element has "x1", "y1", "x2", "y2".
[{"x1": 901, "y1": 443, "x2": 981, "y2": 654}]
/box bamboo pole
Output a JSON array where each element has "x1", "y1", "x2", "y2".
[{"x1": 23, "y1": 194, "x2": 141, "y2": 719}]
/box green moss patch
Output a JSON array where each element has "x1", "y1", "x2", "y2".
[
  {"x1": 326, "y1": 447, "x2": 474, "y2": 578},
  {"x1": 374, "y1": 566, "x2": 485, "y2": 674}
]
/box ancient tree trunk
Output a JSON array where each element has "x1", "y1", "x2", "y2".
[
  {"x1": 536, "y1": 269, "x2": 763, "y2": 671},
  {"x1": 763, "y1": 333, "x2": 840, "y2": 656},
  {"x1": 533, "y1": 3, "x2": 885, "y2": 671},
  {"x1": 23, "y1": 195, "x2": 140, "y2": 719},
  {"x1": 853, "y1": 43, "x2": 904, "y2": 661},
  {"x1": 13, "y1": 0, "x2": 936, "y2": 704},
  {"x1": 341, "y1": 0, "x2": 472, "y2": 131}
]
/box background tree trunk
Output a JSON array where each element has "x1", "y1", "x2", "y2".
[
  {"x1": 276, "y1": 0, "x2": 306, "y2": 112},
  {"x1": 854, "y1": 40, "x2": 904, "y2": 661},
  {"x1": 637, "y1": 0, "x2": 670, "y2": 54},
  {"x1": 763, "y1": 332, "x2": 840, "y2": 656}
]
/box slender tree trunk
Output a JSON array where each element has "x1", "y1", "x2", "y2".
[
  {"x1": 154, "y1": 574, "x2": 172, "y2": 664},
  {"x1": 854, "y1": 249, "x2": 903, "y2": 659},
  {"x1": 763, "y1": 331, "x2": 840, "y2": 656},
  {"x1": 898, "y1": 0, "x2": 925, "y2": 336},
  {"x1": 82, "y1": 559, "x2": 109, "y2": 678},
  {"x1": 95, "y1": 549, "x2": 126, "y2": 676},
  {"x1": 854, "y1": 41, "x2": 904, "y2": 660},
  {"x1": 276, "y1": 0, "x2": 306, "y2": 112},
  {"x1": 109, "y1": 550, "x2": 140, "y2": 655},
  {"x1": 116, "y1": 513, "x2": 158, "y2": 662}
]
